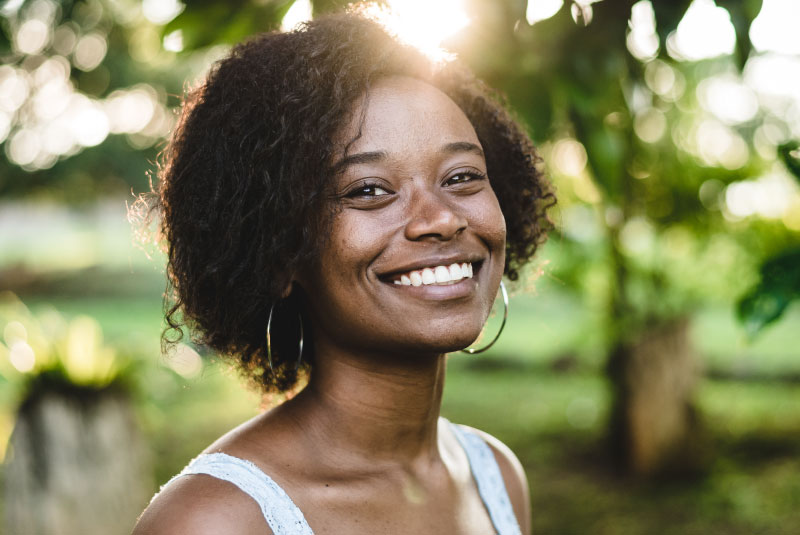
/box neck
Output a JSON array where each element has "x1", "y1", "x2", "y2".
[{"x1": 286, "y1": 343, "x2": 447, "y2": 468}]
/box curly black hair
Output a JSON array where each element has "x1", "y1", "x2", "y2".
[{"x1": 148, "y1": 10, "x2": 554, "y2": 393}]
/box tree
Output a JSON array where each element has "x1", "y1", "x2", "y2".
[{"x1": 459, "y1": 0, "x2": 799, "y2": 476}]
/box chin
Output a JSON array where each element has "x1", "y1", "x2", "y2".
[{"x1": 403, "y1": 323, "x2": 487, "y2": 355}]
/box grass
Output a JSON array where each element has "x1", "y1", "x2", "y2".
[{"x1": 442, "y1": 364, "x2": 800, "y2": 534}]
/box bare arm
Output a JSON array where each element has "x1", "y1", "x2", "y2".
[{"x1": 132, "y1": 475, "x2": 271, "y2": 535}]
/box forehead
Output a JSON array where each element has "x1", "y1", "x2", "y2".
[{"x1": 336, "y1": 76, "x2": 480, "y2": 156}]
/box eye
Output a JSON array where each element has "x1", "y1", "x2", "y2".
[
  {"x1": 445, "y1": 170, "x2": 487, "y2": 186},
  {"x1": 345, "y1": 182, "x2": 392, "y2": 198}
]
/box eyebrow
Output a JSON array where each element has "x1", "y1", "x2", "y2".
[
  {"x1": 439, "y1": 141, "x2": 485, "y2": 158},
  {"x1": 333, "y1": 150, "x2": 388, "y2": 173},
  {"x1": 333, "y1": 141, "x2": 485, "y2": 173}
]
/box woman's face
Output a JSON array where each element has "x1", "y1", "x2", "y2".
[{"x1": 298, "y1": 75, "x2": 506, "y2": 357}]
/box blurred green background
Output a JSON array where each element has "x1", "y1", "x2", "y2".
[{"x1": 1, "y1": 0, "x2": 799, "y2": 533}]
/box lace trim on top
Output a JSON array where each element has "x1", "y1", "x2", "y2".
[
  {"x1": 450, "y1": 424, "x2": 523, "y2": 535},
  {"x1": 169, "y1": 452, "x2": 313, "y2": 535}
]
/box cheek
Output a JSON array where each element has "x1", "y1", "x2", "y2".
[
  {"x1": 471, "y1": 190, "x2": 507, "y2": 258},
  {"x1": 321, "y1": 213, "x2": 382, "y2": 275}
]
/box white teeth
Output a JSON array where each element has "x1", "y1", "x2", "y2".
[
  {"x1": 393, "y1": 262, "x2": 475, "y2": 287},
  {"x1": 434, "y1": 265, "x2": 451, "y2": 283}
]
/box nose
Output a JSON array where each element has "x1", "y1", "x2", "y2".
[{"x1": 404, "y1": 187, "x2": 467, "y2": 241}]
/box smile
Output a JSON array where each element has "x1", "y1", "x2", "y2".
[{"x1": 391, "y1": 262, "x2": 474, "y2": 286}]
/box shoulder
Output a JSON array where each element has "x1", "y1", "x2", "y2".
[
  {"x1": 461, "y1": 425, "x2": 531, "y2": 535},
  {"x1": 132, "y1": 473, "x2": 271, "y2": 535}
]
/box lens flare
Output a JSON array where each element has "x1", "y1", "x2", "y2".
[{"x1": 361, "y1": 0, "x2": 470, "y2": 63}]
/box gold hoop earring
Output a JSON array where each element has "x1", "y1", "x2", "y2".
[
  {"x1": 461, "y1": 280, "x2": 508, "y2": 354},
  {"x1": 266, "y1": 301, "x2": 304, "y2": 372}
]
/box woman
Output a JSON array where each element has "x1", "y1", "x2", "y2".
[{"x1": 134, "y1": 8, "x2": 553, "y2": 535}]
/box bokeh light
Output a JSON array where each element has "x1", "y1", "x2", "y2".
[
  {"x1": 526, "y1": 0, "x2": 563, "y2": 26},
  {"x1": 142, "y1": 0, "x2": 184, "y2": 26},
  {"x1": 634, "y1": 107, "x2": 667, "y2": 143},
  {"x1": 166, "y1": 344, "x2": 204, "y2": 379},
  {"x1": 73, "y1": 32, "x2": 108, "y2": 71},
  {"x1": 626, "y1": 0, "x2": 658, "y2": 61},
  {"x1": 9, "y1": 341, "x2": 35, "y2": 373},
  {"x1": 697, "y1": 75, "x2": 759, "y2": 125},
  {"x1": 551, "y1": 138, "x2": 588, "y2": 176},
  {"x1": 667, "y1": 0, "x2": 736, "y2": 61},
  {"x1": 15, "y1": 18, "x2": 50, "y2": 54}
]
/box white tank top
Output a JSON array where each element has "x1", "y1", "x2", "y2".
[{"x1": 160, "y1": 421, "x2": 522, "y2": 535}]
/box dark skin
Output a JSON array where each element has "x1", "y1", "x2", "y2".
[{"x1": 133, "y1": 76, "x2": 531, "y2": 535}]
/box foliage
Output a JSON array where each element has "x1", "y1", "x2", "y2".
[
  {"x1": 0, "y1": 291, "x2": 135, "y2": 393},
  {"x1": 737, "y1": 245, "x2": 800, "y2": 337},
  {"x1": 737, "y1": 142, "x2": 800, "y2": 335}
]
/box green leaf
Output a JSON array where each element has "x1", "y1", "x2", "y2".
[
  {"x1": 737, "y1": 247, "x2": 800, "y2": 338},
  {"x1": 164, "y1": 0, "x2": 295, "y2": 51},
  {"x1": 778, "y1": 142, "x2": 800, "y2": 183}
]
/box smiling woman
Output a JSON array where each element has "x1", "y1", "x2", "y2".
[{"x1": 132, "y1": 7, "x2": 553, "y2": 535}]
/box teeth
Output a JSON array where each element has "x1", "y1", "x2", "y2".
[
  {"x1": 392, "y1": 262, "x2": 474, "y2": 287},
  {"x1": 434, "y1": 265, "x2": 451, "y2": 283}
]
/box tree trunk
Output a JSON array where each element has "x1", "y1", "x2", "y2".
[
  {"x1": 3, "y1": 388, "x2": 152, "y2": 534},
  {"x1": 607, "y1": 317, "x2": 705, "y2": 477}
]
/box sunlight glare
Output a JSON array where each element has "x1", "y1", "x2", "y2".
[
  {"x1": 363, "y1": 0, "x2": 470, "y2": 63},
  {"x1": 750, "y1": 0, "x2": 800, "y2": 55},
  {"x1": 526, "y1": 0, "x2": 563, "y2": 26},
  {"x1": 667, "y1": 0, "x2": 735, "y2": 61}
]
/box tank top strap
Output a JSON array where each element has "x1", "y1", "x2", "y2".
[
  {"x1": 449, "y1": 423, "x2": 523, "y2": 535},
  {"x1": 170, "y1": 452, "x2": 313, "y2": 535}
]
